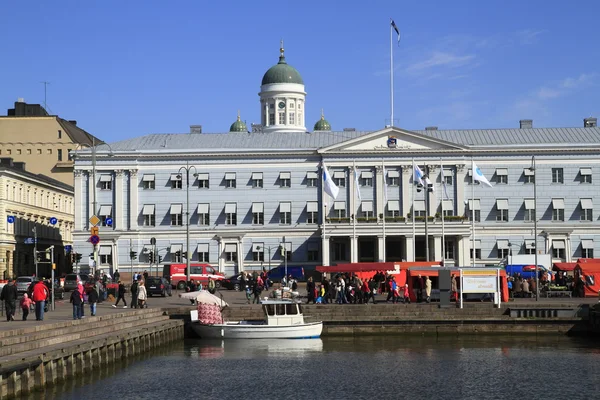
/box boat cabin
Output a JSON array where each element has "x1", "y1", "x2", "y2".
[{"x1": 262, "y1": 300, "x2": 306, "y2": 326}]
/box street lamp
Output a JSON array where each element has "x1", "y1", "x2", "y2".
[
  {"x1": 256, "y1": 245, "x2": 279, "y2": 271},
  {"x1": 529, "y1": 156, "x2": 539, "y2": 301},
  {"x1": 178, "y1": 164, "x2": 197, "y2": 284}
]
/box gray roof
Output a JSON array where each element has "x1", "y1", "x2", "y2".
[{"x1": 95, "y1": 126, "x2": 600, "y2": 153}]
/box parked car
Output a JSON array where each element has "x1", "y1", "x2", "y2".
[
  {"x1": 63, "y1": 274, "x2": 81, "y2": 292},
  {"x1": 145, "y1": 276, "x2": 172, "y2": 297},
  {"x1": 221, "y1": 273, "x2": 245, "y2": 291},
  {"x1": 16, "y1": 276, "x2": 35, "y2": 294},
  {"x1": 267, "y1": 266, "x2": 305, "y2": 283}
]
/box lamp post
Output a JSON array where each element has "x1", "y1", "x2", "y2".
[
  {"x1": 529, "y1": 156, "x2": 539, "y2": 301},
  {"x1": 178, "y1": 164, "x2": 197, "y2": 284},
  {"x1": 257, "y1": 245, "x2": 278, "y2": 271}
]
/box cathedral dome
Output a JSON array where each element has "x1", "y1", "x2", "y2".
[
  {"x1": 229, "y1": 112, "x2": 247, "y2": 132},
  {"x1": 314, "y1": 110, "x2": 331, "y2": 131},
  {"x1": 261, "y1": 45, "x2": 304, "y2": 85}
]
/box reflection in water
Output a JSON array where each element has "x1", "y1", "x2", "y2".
[{"x1": 33, "y1": 336, "x2": 600, "y2": 400}]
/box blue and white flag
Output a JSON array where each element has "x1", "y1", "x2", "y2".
[
  {"x1": 391, "y1": 19, "x2": 401, "y2": 46},
  {"x1": 414, "y1": 164, "x2": 424, "y2": 186},
  {"x1": 472, "y1": 161, "x2": 493, "y2": 187},
  {"x1": 322, "y1": 164, "x2": 340, "y2": 199}
]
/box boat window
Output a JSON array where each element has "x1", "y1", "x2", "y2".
[
  {"x1": 286, "y1": 304, "x2": 298, "y2": 315},
  {"x1": 265, "y1": 305, "x2": 275, "y2": 316},
  {"x1": 276, "y1": 304, "x2": 286, "y2": 315}
]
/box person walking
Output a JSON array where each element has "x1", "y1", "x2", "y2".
[
  {"x1": 88, "y1": 286, "x2": 99, "y2": 316},
  {"x1": 1, "y1": 278, "x2": 18, "y2": 321},
  {"x1": 306, "y1": 277, "x2": 315, "y2": 304},
  {"x1": 402, "y1": 284, "x2": 411, "y2": 304},
  {"x1": 208, "y1": 278, "x2": 216, "y2": 294},
  {"x1": 425, "y1": 276, "x2": 432, "y2": 303},
  {"x1": 143, "y1": 270, "x2": 149, "y2": 282},
  {"x1": 77, "y1": 281, "x2": 86, "y2": 318},
  {"x1": 113, "y1": 269, "x2": 120, "y2": 283},
  {"x1": 70, "y1": 289, "x2": 83, "y2": 320},
  {"x1": 137, "y1": 281, "x2": 147, "y2": 308},
  {"x1": 130, "y1": 279, "x2": 139, "y2": 309},
  {"x1": 112, "y1": 281, "x2": 128, "y2": 308},
  {"x1": 32, "y1": 279, "x2": 49, "y2": 321},
  {"x1": 20, "y1": 293, "x2": 34, "y2": 321}
]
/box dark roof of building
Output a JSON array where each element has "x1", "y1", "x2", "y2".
[{"x1": 0, "y1": 158, "x2": 73, "y2": 192}]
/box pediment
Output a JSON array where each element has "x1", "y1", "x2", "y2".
[{"x1": 318, "y1": 127, "x2": 465, "y2": 153}]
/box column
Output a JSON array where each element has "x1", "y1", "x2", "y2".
[
  {"x1": 350, "y1": 236, "x2": 358, "y2": 263},
  {"x1": 375, "y1": 165, "x2": 384, "y2": 217},
  {"x1": 458, "y1": 235, "x2": 470, "y2": 266},
  {"x1": 455, "y1": 164, "x2": 466, "y2": 216},
  {"x1": 112, "y1": 239, "x2": 119, "y2": 274},
  {"x1": 404, "y1": 236, "x2": 414, "y2": 262},
  {"x1": 348, "y1": 166, "x2": 356, "y2": 221},
  {"x1": 401, "y1": 165, "x2": 411, "y2": 217},
  {"x1": 433, "y1": 235, "x2": 442, "y2": 262},
  {"x1": 264, "y1": 103, "x2": 269, "y2": 127},
  {"x1": 129, "y1": 170, "x2": 138, "y2": 230},
  {"x1": 115, "y1": 170, "x2": 124, "y2": 231},
  {"x1": 87, "y1": 171, "x2": 94, "y2": 227},
  {"x1": 377, "y1": 236, "x2": 384, "y2": 262},
  {"x1": 426, "y1": 165, "x2": 438, "y2": 217},
  {"x1": 321, "y1": 228, "x2": 330, "y2": 266},
  {"x1": 74, "y1": 170, "x2": 84, "y2": 231},
  {"x1": 216, "y1": 237, "x2": 224, "y2": 272},
  {"x1": 237, "y1": 236, "x2": 244, "y2": 273},
  {"x1": 566, "y1": 234, "x2": 572, "y2": 262}
]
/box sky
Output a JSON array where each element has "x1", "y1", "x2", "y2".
[{"x1": 1, "y1": 0, "x2": 599, "y2": 143}]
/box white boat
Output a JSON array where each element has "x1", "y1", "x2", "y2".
[{"x1": 190, "y1": 299, "x2": 323, "y2": 339}]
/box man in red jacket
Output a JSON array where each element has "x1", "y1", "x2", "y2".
[{"x1": 32, "y1": 280, "x2": 49, "y2": 321}]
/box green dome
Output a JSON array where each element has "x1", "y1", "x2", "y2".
[
  {"x1": 314, "y1": 111, "x2": 331, "y2": 131},
  {"x1": 261, "y1": 46, "x2": 304, "y2": 85},
  {"x1": 229, "y1": 113, "x2": 247, "y2": 132}
]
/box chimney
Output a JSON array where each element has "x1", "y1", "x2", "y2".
[
  {"x1": 17, "y1": 98, "x2": 25, "y2": 103},
  {"x1": 584, "y1": 117, "x2": 597, "y2": 128},
  {"x1": 519, "y1": 119, "x2": 533, "y2": 129},
  {"x1": 425, "y1": 126, "x2": 438, "y2": 131},
  {"x1": 190, "y1": 125, "x2": 202, "y2": 134},
  {"x1": 343, "y1": 128, "x2": 356, "y2": 132},
  {"x1": 68, "y1": 120, "x2": 77, "y2": 126}
]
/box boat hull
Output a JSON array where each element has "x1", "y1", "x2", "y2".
[{"x1": 191, "y1": 321, "x2": 323, "y2": 339}]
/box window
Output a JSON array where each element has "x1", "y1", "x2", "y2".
[
  {"x1": 440, "y1": 169, "x2": 452, "y2": 186},
  {"x1": 387, "y1": 170, "x2": 399, "y2": 186},
  {"x1": 413, "y1": 200, "x2": 426, "y2": 218},
  {"x1": 47, "y1": 149, "x2": 52, "y2": 155},
  {"x1": 524, "y1": 199, "x2": 535, "y2": 222},
  {"x1": 580, "y1": 168, "x2": 592, "y2": 184},
  {"x1": 252, "y1": 243, "x2": 264, "y2": 262},
  {"x1": 498, "y1": 248, "x2": 509, "y2": 259},
  {"x1": 361, "y1": 171, "x2": 373, "y2": 187},
  {"x1": 171, "y1": 245, "x2": 183, "y2": 263},
  {"x1": 142, "y1": 204, "x2": 155, "y2": 227},
  {"x1": 197, "y1": 244, "x2": 209, "y2": 262},
  {"x1": 467, "y1": 199, "x2": 480, "y2": 222},
  {"x1": 333, "y1": 201, "x2": 346, "y2": 218},
  {"x1": 100, "y1": 175, "x2": 112, "y2": 190},
  {"x1": 225, "y1": 244, "x2": 238, "y2": 262},
  {"x1": 27, "y1": 149, "x2": 32, "y2": 155},
  {"x1": 442, "y1": 200, "x2": 454, "y2": 217},
  {"x1": 17, "y1": 149, "x2": 22, "y2": 155},
  {"x1": 289, "y1": 112, "x2": 295, "y2": 125},
  {"x1": 552, "y1": 198, "x2": 565, "y2": 221},
  {"x1": 468, "y1": 169, "x2": 479, "y2": 185},
  {"x1": 307, "y1": 201, "x2": 318, "y2": 224},
  {"x1": 496, "y1": 199, "x2": 509, "y2": 222},
  {"x1": 143, "y1": 174, "x2": 155, "y2": 190},
  {"x1": 99, "y1": 246, "x2": 112, "y2": 265},
  {"x1": 170, "y1": 204, "x2": 183, "y2": 226},
  {"x1": 333, "y1": 242, "x2": 346, "y2": 262},
  {"x1": 99, "y1": 205, "x2": 112, "y2": 227},
  {"x1": 523, "y1": 168, "x2": 535, "y2": 184},
  {"x1": 197, "y1": 173, "x2": 209, "y2": 189},
  {"x1": 252, "y1": 203, "x2": 264, "y2": 225},
  {"x1": 552, "y1": 168, "x2": 563, "y2": 184},
  {"x1": 289, "y1": 102, "x2": 295, "y2": 109},
  {"x1": 495, "y1": 168, "x2": 508, "y2": 184},
  {"x1": 225, "y1": 172, "x2": 236, "y2": 188},
  {"x1": 280, "y1": 242, "x2": 292, "y2": 261},
  {"x1": 58, "y1": 130, "x2": 62, "y2": 139},
  {"x1": 198, "y1": 203, "x2": 210, "y2": 225},
  {"x1": 361, "y1": 201, "x2": 374, "y2": 219},
  {"x1": 580, "y1": 198, "x2": 593, "y2": 221},
  {"x1": 170, "y1": 173, "x2": 182, "y2": 189},
  {"x1": 269, "y1": 114, "x2": 275, "y2": 125},
  {"x1": 224, "y1": 203, "x2": 237, "y2": 225},
  {"x1": 306, "y1": 172, "x2": 318, "y2": 187},
  {"x1": 37, "y1": 149, "x2": 41, "y2": 155},
  {"x1": 552, "y1": 240, "x2": 565, "y2": 259},
  {"x1": 252, "y1": 172, "x2": 263, "y2": 188},
  {"x1": 444, "y1": 240, "x2": 454, "y2": 260},
  {"x1": 280, "y1": 202, "x2": 292, "y2": 225},
  {"x1": 581, "y1": 240, "x2": 594, "y2": 258},
  {"x1": 583, "y1": 248, "x2": 594, "y2": 258},
  {"x1": 278, "y1": 112, "x2": 285, "y2": 124},
  {"x1": 279, "y1": 172, "x2": 291, "y2": 188},
  {"x1": 333, "y1": 171, "x2": 345, "y2": 187},
  {"x1": 307, "y1": 242, "x2": 319, "y2": 262},
  {"x1": 525, "y1": 240, "x2": 536, "y2": 255},
  {"x1": 57, "y1": 149, "x2": 63, "y2": 161},
  {"x1": 387, "y1": 200, "x2": 400, "y2": 218}
]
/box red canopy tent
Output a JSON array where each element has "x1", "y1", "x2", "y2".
[
  {"x1": 553, "y1": 262, "x2": 577, "y2": 272},
  {"x1": 574, "y1": 263, "x2": 600, "y2": 297},
  {"x1": 316, "y1": 262, "x2": 440, "y2": 286}
]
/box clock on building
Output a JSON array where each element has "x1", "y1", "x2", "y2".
[{"x1": 278, "y1": 101, "x2": 286, "y2": 109}]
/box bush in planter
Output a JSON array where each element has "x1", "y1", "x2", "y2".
[{"x1": 385, "y1": 216, "x2": 406, "y2": 222}]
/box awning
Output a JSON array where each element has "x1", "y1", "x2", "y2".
[
  {"x1": 581, "y1": 239, "x2": 594, "y2": 249},
  {"x1": 524, "y1": 199, "x2": 535, "y2": 210},
  {"x1": 523, "y1": 168, "x2": 534, "y2": 176},
  {"x1": 252, "y1": 243, "x2": 263, "y2": 252},
  {"x1": 280, "y1": 202, "x2": 291, "y2": 212},
  {"x1": 98, "y1": 205, "x2": 112, "y2": 216},
  {"x1": 333, "y1": 171, "x2": 345, "y2": 179},
  {"x1": 197, "y1": 203, "x2": 209, "y2": 214},
  {"x1": 361, "y1": 171, "x2": 373, "y2": 179},
  {"x1": 225, "y1": 172, "x2": 236, "y2": 180},
  {"x1": 99, "y1": 246, "x2": 112, "y2": 255},
  {"x1": 308, "y1": 242, "x2": 319, "y2": 251},
  {"x1": 224, "y1": 203, "x2": 236, "y2": 213},
  {"x1": 142, "y1": 174, "x2": 155, "y2": 182},
  {"x1": 552, "y1": 199, "x2": 565, "y2": 209},
  {"x1": 170, "y1": 173, "x2": 181, "y2": 181},
  {"x1": 252, "y1": 172, "x2": 263, "y2": 180},
  {"x1": 442, "y1": 199, "x2": 453, "y2": 211},
  {"x1": 280, "y1": 242, "x2": 292, "y2": 252},
  {"x1": 497, "y1": 240, "x2": 510, "y2": 249},
  {"x1": 496, "y1": 168, "x2": 508, "y2": 175},
  {"x1": 307, "y1": 201, "x2": 318, "y2": 212},
  {"x1": 100, "y1": 175, "x2": 111, "y2": 182},
  {"x1": 525, "y1": 240, "x2": 536, "y2": 249},
  {"x1": 580, "y1": 168, "x2": 592, "y2": 175},
  {"x1": 224, "y1": 244, "x2": 237, "y2": 253},
  {"x1": 197, "y1": 173, "x2": 209, "y2": 180},
  {"x1": 170, "y1": 204, "x2": 182, "y2": 214},
  {"x1": 387, "y1": 170, "x2": 399, "y2": 178},
  {"x1": 413, "y1": 200, "x2": 425, "y2": 211},
  {"x1": 496, "y1": 199, "x2": 509, "y2": 210},
  {"x1": 387, "y1": 200, "x2": 400, "y2": 211},
  {"x1": 553, "y1": 262, "x2": 577, "y2": 271},
  {"x1": 197, "y1": 243, "x2": 209, "y2": 253},
  {"x1": 252, "y1": 203, "x2": 263, "y2": 213},
  {"x1": 581, "y1": 198, "x2": 593, "y2": 209},
  {"x1": 553, "y1": 240, "x2": 565, "y2": 249},
  {"x1": 361, "y1": 201, "x2": 373, "y2": 212},
  {"x1": 279, "y1": 172, "x2": 291, "y2": 179},
  {"x1": 307, "y1": 172, "x2": 318, "y2": 179},
  {"x1": 468, "y1": 199, "x2": 481, "y2": 210},
  {"x1": 142, "y1": 204, "x2": 155, "y2": 215},
  {"x1": 334, "y1": 201, "x2": 346, "y2": 210},
  {"x1": 471, "y1": 240, "x2": 481, "y2": 249},
  {"x1": 170, "y1": 244, "x2": 183, "y2": 253}
]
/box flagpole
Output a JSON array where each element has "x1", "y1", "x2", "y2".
[
  {"x1": 411, "y1": 158, "x2": 416, "y2": 261},
  {"x1": 471, "y1": 156, "x2": 475, "y2": 267},
  {"x1": 382, "y1": 159, "x2": 386, "y2": 262},
  {"x1": 390, "y1": 18, "x2": 394, "y2": 127},
  {"x1": 440, "y1": 158, "x2": 445, "y2": 265},
  {"x1": 352, "y1": 160, "x2": 357, "y2": 263}
]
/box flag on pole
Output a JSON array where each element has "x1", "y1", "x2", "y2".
[
  {"x1": 322, "y1": 163, "x2": 340, "y2": 199},
  {"x1": 424, "y1": 176, "x2": 435, "y2": 192},
  {"x1": 391, "y1": 19, "x2": 401, "y2": 46},
  {"x1": 472, "y1": 161, "x2": 493, "y2": 187},
  {"x1": 414, "y1": 164, "x2": 424, "y2": 187},
  {"x1": 440, "y1": 167, "x2": 450, "y2": 200},
  {"x1": 383, "y1": 162, "x2": 388, "y2": 203},
  {"x1": 354, "y1": 166, "x2": 362, "y2": 202}
]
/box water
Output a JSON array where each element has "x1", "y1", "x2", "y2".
[{"x1": 26, "y1": 336, "x2": 600, "y2": 400}]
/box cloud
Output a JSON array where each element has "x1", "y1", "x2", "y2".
[
  {"x1": 516, "y1": 29, "x2": 546, "y2": 45},
  {"x1": 535, "y1": 73, "x2": 596, "y2": 100},
  {"x1": 407, "y1": 51, "x2": 476, "y2": 72}
]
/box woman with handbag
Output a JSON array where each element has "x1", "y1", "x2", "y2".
[{"x1": 137, "y1": 281, "x2": 148, "y2": 308}]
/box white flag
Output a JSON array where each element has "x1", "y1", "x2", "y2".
[
  {"x1": 383, "y1": 164, "x2": 388, "y2": 203},
  {"x1": 440, "y1": 167, "x2": 450, "y2": 200},
  {"x1": 472, "y1": 161, "x2": 493, "y2": 187},
  {"x1": 414, "y1": 164, "x2": 424, "y2": 186},
  {"x1": 354, "y1": 168, "x2": 362, "y2": 202},
  {"x1": 322, "y1": 164, "x2": 340, "y2": 199}
]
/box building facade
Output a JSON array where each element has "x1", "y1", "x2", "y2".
[{"x1": 71, "y1": 47, "x2": 600, "y2": 277}]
